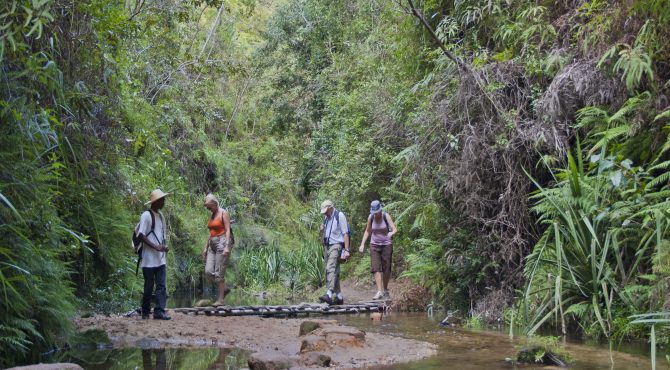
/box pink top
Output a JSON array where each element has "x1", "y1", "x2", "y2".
[{"x1": 370, "y1": 213, "x2": 392, "y2": 246}]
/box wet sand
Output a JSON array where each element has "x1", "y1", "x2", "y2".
[{"x1": 74, "y1": 313, "x2": 436, "y2": 369}]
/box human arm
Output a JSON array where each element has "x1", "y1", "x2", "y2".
[
  {"x1": 139, "y1": 233, "x2": 165, "y2": 251},
  {"x1": 202, "y1": 235, "x2": 210, "y2": 260},
  {"x1": 359, "y1": 218, "x2": 371, "y2": 253},
  {"x1": 339, "y1": 212, "x2": 350, "y2": 251},
  {"x1": 387, "y1": 213, "x2": 398, "y2": 238},
  {"x1": 222, "y1": 210, "x2": 232, "y2": 255}
]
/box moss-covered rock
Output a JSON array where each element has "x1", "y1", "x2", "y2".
[{"x1": 517, "y1": 346, "x2": 569, "y2": 367}]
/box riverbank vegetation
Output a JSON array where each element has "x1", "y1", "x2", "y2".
[{"x1": 1, "y1": 0, "x2": 668, "y2": 367}]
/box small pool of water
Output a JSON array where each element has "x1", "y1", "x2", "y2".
[
  {"x1": 54, "y1": 347, "x2": 249, "y2": 370},
  {"x1": 336, "y1": 312, "x2": 665, "y2": 370}
]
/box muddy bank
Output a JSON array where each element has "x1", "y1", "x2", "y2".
[{"x1": 74, "y1": 313, "x2": 436, "y2": 369}]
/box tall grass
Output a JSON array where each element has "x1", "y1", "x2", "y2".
[
  {"x1": 630, "y1": 312, "x2": 670, "y2": 370},
  {"x1": 523, "y1": 143, "x2": 670, "y2": 338},
  {"x1": 234, "y1": 239, "x2": 324, "y2": 293}
]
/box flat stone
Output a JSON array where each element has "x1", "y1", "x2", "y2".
[
  {"x1": 322, "y1": 326, "x2": 365, "y2": 341},
  {"x1": 248, "y1": 352, "x2": 295, "y2": 370},
  {"x1": 323, "y1": 326, "x2": 366, "y2": 347},
  {"x1": 298, "y1": 319, "x2": 337, "y2": 336},
  {"x1": 7, "y1": 364, "x2": 84, "y2": 370},
  {"x1": 300, "y1": 335, "x2": 330, "y2": 353},
  {"x1": 301, "y1": 352, "x2": 331, "y2": 367}
]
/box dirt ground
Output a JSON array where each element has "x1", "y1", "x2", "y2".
[{"x1": 74, "y1": 280, "x2": 437, "y2": 369}]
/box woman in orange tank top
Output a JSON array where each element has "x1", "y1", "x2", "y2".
[{"x1": 201, "y1": 193, "x2": 232, "y2": 306}]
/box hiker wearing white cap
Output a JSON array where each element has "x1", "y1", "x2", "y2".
[
  {"x1": 202, "y1": 193, "x2": 232, "y2": 306},
  {"x1": 319, "y1": 200, "x2": 350, "y2": 305},
  {"x1": 137, "y1": 189, "x2": 171, "y2": 320},
  {"x1": 359, "y1": 200, "x2": 397, "y2": 300}
]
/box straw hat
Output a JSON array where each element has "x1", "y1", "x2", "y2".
[
  {"x1": 320, "y1": 200, "x2": 334, "y2": 214},
  {"x1": 145, "y1": 189, "x2": 169, "y2": 205}
]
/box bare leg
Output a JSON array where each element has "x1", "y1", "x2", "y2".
[
  {"x1": 214, "y1": 280, "x2": 225, "y2": 305},
  {"x1": 374, "y1": 272, "x2": 383, "y2": 292},
  {"x1": 383, "y1": 271, "x2": 391, "y2": 291}
]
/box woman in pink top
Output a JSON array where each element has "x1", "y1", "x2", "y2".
[{"x1": 359, "y1": 200, "x2": 397, "y2": 300}]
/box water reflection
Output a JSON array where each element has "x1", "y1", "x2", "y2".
[
  {"x1": 141, "y1": 349, "x2": 166, "y2": 370},
  {"x1": 65, "y1": 347, "x2": 249, "y2": 370},
  {"x1": 337, "y1": 312, "x2": 660, "y2": 370}
]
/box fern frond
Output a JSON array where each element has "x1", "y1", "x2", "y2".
[
  {"x1": 646, "y1": 171, "x2": 670, "y2": 189},
  {"x1": 589, "y1": 125, "x2": 631, "y2": 155}
]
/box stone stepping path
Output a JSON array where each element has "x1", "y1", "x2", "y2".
[{"x1": 173, "y1": 300, "x2": 390, "y2": 317}]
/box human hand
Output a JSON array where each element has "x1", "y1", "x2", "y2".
[
  {"x1": 223, "y1": 246, "x2": 231, "y2": 257},
  {"x1": 201, "y1": 248, "x2": 207, "y2": 260},
  {"x1": 358, "y1": 245, "x2": 365, "y2": 253},
  {"x1": 155, "y1": 244, "x2": 166, "y2": 252},
  {"x1": 319, "y1": 224, "x2": 324, "y2": 232}
]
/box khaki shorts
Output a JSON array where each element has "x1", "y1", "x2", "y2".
[
  {"x1": 205, "y1": 235, "x2": 229, "y2": 282},
  {"x1": 370, "y1": 244, "x2": 393, "y2": 273}
]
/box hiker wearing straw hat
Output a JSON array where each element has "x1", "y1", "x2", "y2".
[
  {"x1": 318, "y1": 200, "x2": 350, "y2": 305},
  {"x1": 136, "y1": 189, "x2": 171, "y2": 320}
]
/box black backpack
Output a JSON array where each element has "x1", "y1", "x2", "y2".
[{"x1": 132, "y1": 210, "x2": 158, "y2": 276}]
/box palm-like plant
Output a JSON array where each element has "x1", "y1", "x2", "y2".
[{"x1": 523, "y1": 142, "x2": 670, "y2": 338}]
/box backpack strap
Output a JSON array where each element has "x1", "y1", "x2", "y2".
[
  {"x1": 149, "y1": 210, "x2": 156, "y2": 233},
  {"x1": 369, "y1": 213, "x2": 391, "y2": 232},
  {"x1": 143, "y1": 209, "x2": 161, "y2": 242}
]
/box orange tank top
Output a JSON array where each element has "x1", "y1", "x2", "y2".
[{"x1": 207, "y1": 210, "x2": 226, "y2": 237}]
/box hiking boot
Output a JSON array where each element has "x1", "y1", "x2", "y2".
[
  {"x1": 153, "y1": 312, "x2": 171, "y2": 320},
  {"x1": 383, "y1": 290, "x2": 391, "y2": 299},
  {"x1": 141, "y1": 313, "x2": 150, "y2": 320},
  {"x1": 372, "y1": 291, "x2": 384, "y2": 300},
  {"x1": 212, "y1": 300, "x2": 225, "y2": 307},
  {"x1": 318, "y1": 294, "x2": 332, "y2": 305},
  {"x1": 332, "y1": 297, "x2": 344, "y2": 305}
]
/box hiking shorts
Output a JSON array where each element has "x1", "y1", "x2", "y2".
[
  {"x1": 205, "y1": 235, "x2": 229, "y2": 282},
  {"x1": 370, "y1": 244, "x2": 393, "y2": 273}
]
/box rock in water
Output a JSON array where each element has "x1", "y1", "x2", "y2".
[
  {"x1": 248, "y1": 352, "x2": 294, "y2": 370},
  {"x1": 301, "y1": 352, "x2": 331, "y2": 367},
  {"x1": 517, "y1": 346, "x2": 568, "y2": 367}
]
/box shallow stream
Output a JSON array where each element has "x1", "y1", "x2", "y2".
[{"x1": 52, "y1": 292, "x2": 667, "y2": 369}]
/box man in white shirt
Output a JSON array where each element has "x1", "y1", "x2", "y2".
[
  {"x1": 137, "y1": 189, "x2": 171, "y2": 320},
  {"x1": 319, "y1": 200, "x2": 350, "y2": 305}
]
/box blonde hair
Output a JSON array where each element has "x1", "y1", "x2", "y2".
[{"x1": 204, "y1": 193, "x2": 219, "y2": 206}]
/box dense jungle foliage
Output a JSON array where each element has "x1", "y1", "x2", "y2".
[{"x1": 1, "y1": 0, "x2": 669, "y2": 366}]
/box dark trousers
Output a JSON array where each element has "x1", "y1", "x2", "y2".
[{"x1": 142, "y1": 264, "x2": 167, "y2": 315}]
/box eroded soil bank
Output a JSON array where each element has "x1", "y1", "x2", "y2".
[{"x1": 74, "y1": 313, "x2": 436, "y2": 369}]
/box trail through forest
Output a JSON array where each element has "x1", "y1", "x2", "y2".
[{"x1": 1, "y1": 0, "x2": 670, "y2": 368}]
